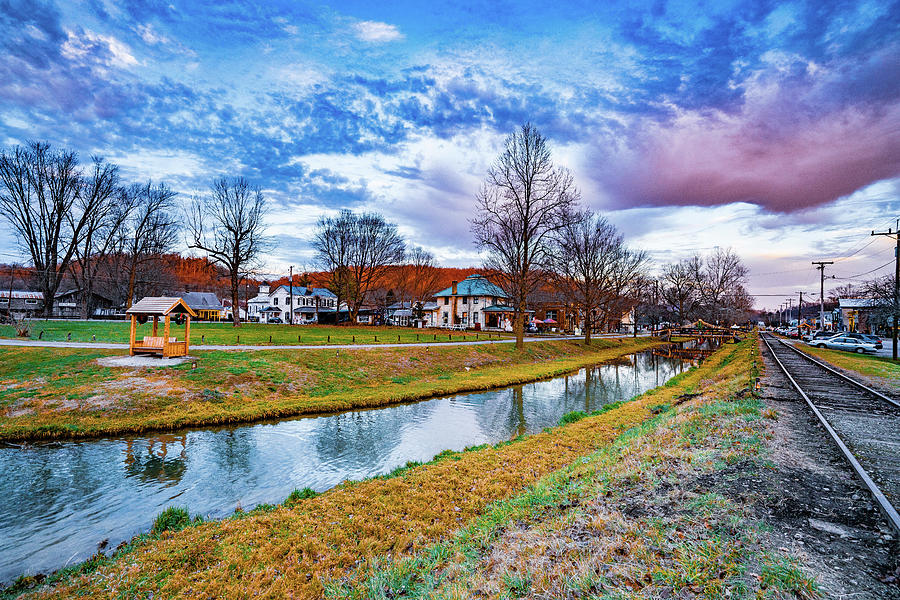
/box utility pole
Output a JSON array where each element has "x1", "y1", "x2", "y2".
[
  {"x1": 812, "y1": 261, "x2": 833, "y2": 332},
  {"x1": 787, "y1": 298, "x2": 793, "y2": 324},
  {"x1": 796, "y1": 291, "x2": 803, "y2": 329},
  {"x1": 872, "y1": 221, "x2": 899, "y2": 360},
  {"x1": 289, "y1": 265, "x2": 294, "y2": 325}
]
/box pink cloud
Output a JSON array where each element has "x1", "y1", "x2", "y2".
[{"x1": 596, "y1": 72, "x2": 900, "y2": 213}]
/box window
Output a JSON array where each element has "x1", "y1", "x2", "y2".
[
  {"x1": 546, "y1": 310, "x2": 557, "y2": 321},
  {"x1": 273, "y1": 297, "x2": 279, "y2": 305},
  {"x1": 462, "y1": 297, "x2": 467, "y2": 305},
  {"x1": 443, "y1": 297, "x2": 449, "y2": 305},
  {"x1": 0, "y1": 298, "x2": 7, "y2": 304},
  {"x1": 474, "y1": 297, "x2": 479, "y2": 305},
  {"x1": 473, "y1": 312, "x2": 479, "y2": 323},
  {"x1": 24, "y1": 299, "x2": 37, "y2": 305},
  {"x1": 462, "y1": 312, "x2": 468, "y2": 323}
]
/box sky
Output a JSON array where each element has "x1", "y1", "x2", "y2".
[{"x1": 1, "y1": 0, "x2": 899, "y2": 310}]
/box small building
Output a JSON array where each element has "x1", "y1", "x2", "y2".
[
  {"x1": 126, "y1": 296, "x2": 196, "y2": 358},
  {"x1": 434, "y1": 274, "x2": 510, "y2": 329},
  {"x1": 386, "y1": 301, "x2": 440, "y2": 327},
  {"x1": 836, "y1": 298, "x2": 885, "y2": 333},
  {"x1": 180, "y1": 292, "x2": 225, "y2": 321},
  {"x1": 53, "y1": 289, "x2": 118, "y2": 318},
  {"x1": 0, "y1": 290, "x2": 43, "y2": 320},
  {"x1": 270, "y1": 285, "x2": 338, "y2": 324},
  {"x1": 247, "y1": 285, "x2": 271, "y2": 322}
]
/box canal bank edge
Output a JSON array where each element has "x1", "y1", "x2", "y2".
[
  {"x1": 7, "y1": 337, "x2": 755, "y2": 599},
  {"x1": 0, "y1": 337, "x2": 664, "y2": 442}
]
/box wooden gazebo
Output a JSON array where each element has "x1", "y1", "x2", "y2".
[{"x1": 126, "y1": 297, "x2": 197, "y2": 358}]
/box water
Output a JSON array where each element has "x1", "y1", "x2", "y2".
[{"x1": 0, "y1": 350, "x2": 690, "y2": 583}]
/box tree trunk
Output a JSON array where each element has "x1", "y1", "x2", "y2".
[
  {"x1": 584, "y1": 311, "x2": 592, "y2": 345},
  {"x1": 515, "y1": 298, "x2": 525, "y2": 349},
  {"x1": 126, "y1": 256, "x2": 138, "y2": 309},
  {"x1": 231, "y1": 272, "x2": 241, "y2": 327}
]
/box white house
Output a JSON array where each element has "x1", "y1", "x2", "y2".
[{"x1": 251, "y1": 285, "x2": 338, "y2": 324}]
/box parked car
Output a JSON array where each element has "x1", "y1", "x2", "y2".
[
  {"x1": 806, "y1": 336, "x2": 878, "y2": 354},
  {"x1": 802, "y1": 330, "x2": 836, "y2": 342},
  {"x1": 860, "y1": 334, "x2": 883, "y2": 349},
  {"x1": 267, "y1": 316, "x2": 284, "y2": 324}
]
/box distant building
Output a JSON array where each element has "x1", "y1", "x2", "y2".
[
  {"x1": 179, "y1": 292, "x2": 225, "y2": 321},
  {"x1": 434, "y1": 274, "x2": 516, "y2": 329},
  {"x1": 836, "y1": 298, "x2": 885, "y2": 333},
  {"x1": 247, "y1": 284, "x2": 338, "y2": 324},
  {"x1": 53, "y1": 289, "x2": 117, "y2": 318},
  {"x1": 386, "y1": 301, "x2": 440, "y2": 327},
  {"x1": 0, "y1": 290, "x2": 43, "y2": 320}
]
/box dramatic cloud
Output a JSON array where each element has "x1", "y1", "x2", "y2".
[{"x1": 1, "y1": 0, "x2": 898, "y2": 300}]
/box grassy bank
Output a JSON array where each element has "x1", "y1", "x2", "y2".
[
  {"x1": 0, "y1": 337, "x2": 661, "y2": 441},
  {"x1": 795, "y1": 343, "x2": 899, "y2": 388},
  {"x1": 0, "y1": 320, "x2": 504, "y2": 346},
  {"x1": 8, "y1": 338, "x2": 759, "y2": 599}
]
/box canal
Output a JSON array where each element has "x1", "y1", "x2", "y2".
[{"x1": 0, "y1": 349, "x2": 692, "y2": 583}]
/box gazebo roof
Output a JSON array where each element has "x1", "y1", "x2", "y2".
[{"x1": 126, "y1": 297, "x2": 197, "y2": 317}]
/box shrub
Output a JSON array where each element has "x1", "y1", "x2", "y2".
[
  {"x1": 285, "y1": 487, "x2": 319, "y2": 505},
  {"x1": 152, "y1": 507, "x2": 197, "y2": 534}
]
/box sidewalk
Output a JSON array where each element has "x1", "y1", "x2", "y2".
[{"x1": 0, "y1": 333, "x2": 643, "y2": 352}]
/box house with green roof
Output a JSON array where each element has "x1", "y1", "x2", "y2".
[{"x1": 433, "y1": 274, "x2": 521, "y2": 330}]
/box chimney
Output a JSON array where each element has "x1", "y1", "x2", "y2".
[
  {"x1": 259, "y1": 285, "x2": 270, "y2": 295},
  {"x1": 451, "y1": 280, "x2": 458, "y2": 295}
]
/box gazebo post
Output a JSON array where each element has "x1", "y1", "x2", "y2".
[
  {"x1": 129, "y1": 315, "x2": 137, "y2": 356},
  {"x1": 152, "y1": 316, "x2": 158, "y2": 337},
  {"x1": 163, "y1": 314, "x2": 171, "y2": 358},
  {"x1": 184, "y1": 314, "x2": 191, "y2": 355}
]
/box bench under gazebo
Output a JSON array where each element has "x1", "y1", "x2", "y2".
[{"x1": 126, "y1": 297, "x2": 197, "y2": 358}]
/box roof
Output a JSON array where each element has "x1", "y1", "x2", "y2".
[
  {"x1": 260, "y1": 306, "x2": 282, "y2": 313},
  {"x1": 126, "y1": 297, "x2": 197, "y2": 317},
  {"x1": 274, "y1": 285, "x2": 337, "y2": 298},
  {"x1": 838, "y1": 298, "x2": 882, "y2": 309},
  {"x1": 483, "y1": 305, "x2": 533, "y2": 313},
  {"x1": 180, "y1": 292, "x2": 224, "y2": 311},
  {"x1": 434, "y1": 274, "x2": 507, "y2": 298},
  {"x1": 0, "y1": 290, "x2": 43, "y2": 300}
]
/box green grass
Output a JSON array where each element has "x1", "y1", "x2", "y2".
[
  {"x1": 0, "y1": 320, "x2": 510, "y2": 346},
  {"x1": 799, "y1": 343, "x2": 899, "y2": 385},
  {"x1": 0, "y1": 337, "x2": 664, "y2": 441}
]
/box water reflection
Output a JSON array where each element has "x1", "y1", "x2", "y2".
[{"x1": 0, "y1": 350, "x2": 690, "y2": 584}]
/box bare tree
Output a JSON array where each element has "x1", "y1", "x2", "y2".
[
  {"x1": 0, "y1": 142, "x2": 121, "y2": 316},
  {"x1": 122, "y1": 181, "x2": 180, "y2": 308},
  {"x1": 688, "y1": 248, "x2": 751, "y2": 325},
  {"x1": 70, "y1": 163, "x2": 132, "y2": 319},
  {"x1": 187, "y1": 177, "x2": 268, "y2": 326},
  {"x1": 313, "y1": 210, "x2": 406, "y2": 324},
  {"x1": 396, "y1": 246, "x2": 442, "y2": 304},
  {"x1": 471, "y1": 123, "x2": 579, "y2": 348},
  {"x1": 661, "y1": 258, "x2": 698, "y2": 324},
  {"x1": 313, "y1": 210, "x2": 355, "y2": 325},
  {"x1": 549, "y1": 210, "x2": 622, "y2": 344},
  {"x1": 598, "y1": 245, "x2": 648, "y2": 334}
]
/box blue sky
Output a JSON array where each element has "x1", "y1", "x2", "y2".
[{"x1": 1, "y1": 0, "x2": 898, "y2": 308}]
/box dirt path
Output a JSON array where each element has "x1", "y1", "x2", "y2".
[{"x1": 759, "y1": 340, "x2": 900, "y2": 598}]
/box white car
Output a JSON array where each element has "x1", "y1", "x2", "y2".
[{"x1": 806, "y1": 335, "x2": 878, "y2": 354}]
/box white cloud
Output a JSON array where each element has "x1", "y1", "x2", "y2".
[
  {"x1": 135, "y1": 23, "x2": 170, "y2": 45},
  {"x1": 61, "y1": 29, "x2": 138, "y2": 68},
  {"x1": 353, "y1": 21, "x2": 404, "y2": 43}
]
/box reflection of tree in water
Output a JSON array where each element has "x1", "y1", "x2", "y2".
[
  {"x1": 123, "y1": 434, "x2": 187, "y2": 486},
  {"x1": 207, "y1": 429, "x2": 256, "y2": 483},
  {"x1": 311, "y1": 401, "x2": 442, "y2": 473}
]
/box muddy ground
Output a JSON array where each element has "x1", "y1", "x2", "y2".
[{"x1": 759, "y1": 340, "x2": 900, "y2": 598}]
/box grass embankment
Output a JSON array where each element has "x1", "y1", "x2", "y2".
[
  {"x1": 796, "y1": 343, "x2": 899, "y2": 389},
  {"x1": 0, "y1": 337, "x2": 660, "y2": 441},
  {"x1": 0, "y1": 320, "x2": 507, "y2": 346},
  {"x1": 7, "y1": 337, "x2": 805, "y2": 600}
]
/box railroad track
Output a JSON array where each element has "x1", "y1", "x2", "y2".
[{"x1": 760, "y1": 333, "x2": 900, "y2": 533}]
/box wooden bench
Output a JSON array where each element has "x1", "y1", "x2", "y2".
[{"x1": 133, "y1": 336, "x2": 177, "y2": 355}]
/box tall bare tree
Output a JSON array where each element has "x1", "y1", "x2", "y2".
[
  {"x1": 70, "y1": 163, "x2": 132, "y2": 319},
  {"x1": 471, "y1": 123, "x2": 579, "y2": 348},
  {"x1": 688, "y1": 247, "x2": 751, "y2": 325},
  {"x1": 122, "y1": 181, "x2": 180, "y2": 308},
  {"x1": 549, "y1": 210, "x2": 621, "y2": 344},
  {"x1": 0, "y1": 142, "x2": 121, "y2": 316},
  {"x1": 187, "y1": 177, "x2": 268, "y2": 326},
  {"x1": 313, "y1": 210, "x2": 356, "y2": 325},
  {"x1": 661, "y1": 258, "x2": 697, "y2": 324}
]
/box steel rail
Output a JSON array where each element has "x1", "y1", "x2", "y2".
[
  {"x1": 761, "y1": 334, "x2": 900, "y2": 534},
  {"x1": 772, "y1": 336, "x2": 899, "y2": 410}
]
